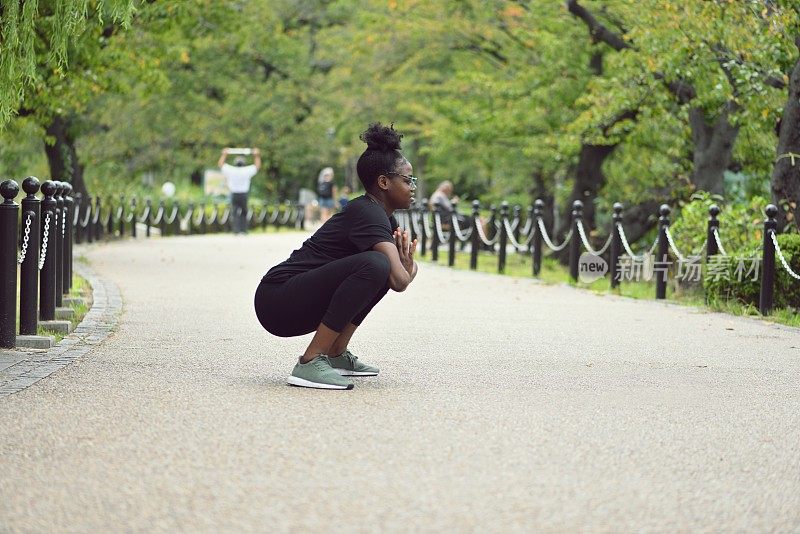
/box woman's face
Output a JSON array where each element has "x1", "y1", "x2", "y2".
[{"x1": 384, "y1": 160, "x2": 416, "y2": 210}]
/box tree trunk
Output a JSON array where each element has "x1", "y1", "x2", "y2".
[
  {"x1": 688, "y1": 106, "x2": 739, "y2": 196},
  {"x1": 44, "y1": 114, "x2": 88, "y2": 197},
  {"x1": 770, "y1": 38, "x2": 800, "y2": 231},
  {"x1": 532, "y1": 168, "x2": 554, "y2": 232}
]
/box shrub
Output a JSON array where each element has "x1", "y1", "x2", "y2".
[{"x1": 704, "y1": 233, "x2": 800, "y2": 309}]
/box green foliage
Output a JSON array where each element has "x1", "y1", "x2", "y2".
[
  {"x1": 670, "y1": 191, "x2": 766, "y2": 258},
  {"x1": 704, "y1": 233, "x2": 800, "y2": 309},
  {"x1": 0, "y1": 0, "x2": 134, "y2": 125}
]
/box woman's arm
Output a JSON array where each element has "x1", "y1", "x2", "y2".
[{"x1": 373, "y1": 229, "x2": 417, "y2": 292}]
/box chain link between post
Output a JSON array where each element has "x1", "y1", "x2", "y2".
[
  {"x1": 38, "y1": 212, "x2": 51, "y2": 270},
  {"x1": 17, "y1": 212, "x2": 33, "y2": 265},
  {"x1": 770, "y1": 231, "x2": 800, "y2": 280}
]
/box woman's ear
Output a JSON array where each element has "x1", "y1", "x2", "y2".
[{"x1": 377, "y1": 174, "x2": 390, "y2": 191}]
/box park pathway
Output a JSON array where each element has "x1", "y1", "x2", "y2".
[{"x1": 1, "y1": 231, "x2": 799, "y2": 531}]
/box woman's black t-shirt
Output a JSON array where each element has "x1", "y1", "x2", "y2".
[{"x1": 262, "y1": 195, "x2": 398, "y2": 284}]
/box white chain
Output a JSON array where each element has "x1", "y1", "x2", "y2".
[
  {"x1": 17, "y1": 212, "x2": 33, "y2": 264},
  {"x1": 433, "y1": 212, "x2": 451, "y2": 243},
  {"x1": 475, "y1": 216, "x2": 501, "y2": 246},
  {"x1": 38, "y1": 212, "x2": 51, "y2": 270},
  {"x1": 771, "y1": 231, "x2": 800, "y2": 280},
  {"x1": 451, "y1": 213, "x2": 473, "y2": 241},
  {"x1": 503, "y1": 218, "x2": 534, "y2": 250},
  {"x1": 712, "y1": 228, "x2": 728, "y2": 256},
  {"x1": 663, "y1": 227, "x2": 685, "y2": 262},
  {"x1": 617, "y1": 223, "x2": 658, "y2": 260},
  {"x1": 538, "y1": 218, "x2": 572, "y2": 252},
  {"x1": 62, "y1": 208, "x2": 67, "y2": 237},
  {"x1": 576, "y1": 220, "x2": 613, "y2": 255}
]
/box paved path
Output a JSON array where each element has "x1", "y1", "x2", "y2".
[{"x1": 1, "y1": 232, "x2": 799, "y2": 531}]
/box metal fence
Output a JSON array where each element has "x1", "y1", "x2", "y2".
[
  {"x1": 395, "y1": 198, "x2": 799, "y2": 316},
  {"x1": 0, "y1": 177, "x2": 304, "y2": 349}
]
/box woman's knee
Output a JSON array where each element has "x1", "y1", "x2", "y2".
[{"x1": 361, "y1": 251, "x2": 391, "y2": 280}]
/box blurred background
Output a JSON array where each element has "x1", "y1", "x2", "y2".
[{"x1": 1, "y1": 0, "x2": 798, "y2": 237}]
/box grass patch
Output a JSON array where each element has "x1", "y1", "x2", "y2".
[{"x1": 422, "y1": 248, "x2": 800, "y2": 328}]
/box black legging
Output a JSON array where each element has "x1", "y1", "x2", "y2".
[{"x1": 254, "y1": 251, "x2": 391, "y2": 337}]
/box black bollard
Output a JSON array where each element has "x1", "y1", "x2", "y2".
[
  {"x1": 409, "y1": 206, "x2": 417, "y2": 244},
  {"x1": 610, "y1": 202, "x2": 623, "y2": 289},
  {"x1": 706, "y1": 204, "x2": 720, "y2": 258},
  {"x1": 431, "y1": 203, "x2": 440, "y2": 263},
  {"x1": 419, "y1": 199, "x2": 428, "y2": 257},
  {"x1": 118, "y1": 195, "x2": 126, "y2": 237},
  {"x1": 569, "y1": 200, "x2": 583, "y2": 282},
  {"x1": 130, "y1": 198, "x2": 138, "y2": 238},
  {"x1": 73, "y1": 193, "x2": 83, "y2": 244},
  {"x1": 470, "y1": 200, "x2": 480, "y2": 270},
  {"x1": 487, "y1": 205, "x2": 497, "y2": 253},
  {"x1": 655, "y1": 204, "x2": 670, "y2": 300},
  {"x1": 448, "y1": 205, "x2": 457, "y2": 267},
  {"x1": 498, "y1": 201, "x2": 509, "y2": 274},
  {"x1": 106, "y1": 195, "x2": 115, "y2": 236},
  {"x1": 39, "y1": 181, "x2": 57, "y2": 321},
  {"x1": 53, "y1": 183, "x2": 64, "y2": 306},
  {"x1": 159, "y1": 200, "x2": 167, "y2": 236},
  {"x1": 532, "y1": 199, "x2": 544, "y2": 276},
  {"x1": 0, "y1": 180, "x2": 20, "y2": 348},
  {"x1": 759, "y1": 204, "x2": 778, "y2": 315},
  {"x1": 94, "y1": 196, "x2": 103, "y2": 240},
  {"x1": 513, "y1": 205, "x2": 521, "y2": 246},
  {"x1": 525, "y1": 205, "x2": 534, "y2": 253},
  {"x1": 63, "y1": 183, "x2": 74, "y2": 291},
  {"x1": 19, "y1": 178, "x2": 41, "y2": 335}
]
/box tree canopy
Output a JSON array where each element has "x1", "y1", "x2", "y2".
[{"x1": 1, "y1": 0, "x2": 799, "y2": 229}]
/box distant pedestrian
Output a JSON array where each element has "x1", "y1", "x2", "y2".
[
  {"x1": 338, "y1": 185, "x2": 352, "y2": 210},
  {"x1": 317, "y1": 167, "x2": 337, "y2": 223},
  {"x1": 218, "y1": 148, "x2": 261, "y2": 234},
  {"x1": 255, "y1": 123, "x2": 418, "y2": 390}
]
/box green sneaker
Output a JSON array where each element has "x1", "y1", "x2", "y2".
[
  {"x1": 329, "y1": 349, "x2": 379, "y2": 377},
  {"x1": 287, "y1": 356, "x2": 354, "y2": 390}
]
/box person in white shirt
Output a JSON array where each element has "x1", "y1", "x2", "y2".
[{"x1": 218, "y1": 148, "x2": 261, "y2": 234}]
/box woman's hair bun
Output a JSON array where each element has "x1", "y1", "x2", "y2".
[{"x1": 359, "y1": 122, "x2": 403, "y2": 152}]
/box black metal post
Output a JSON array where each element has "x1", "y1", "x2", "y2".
[
  {"x1": 610, "y1": 202, "x2": 623, "y2": 289},
  {"x1": 94, "y1": 196, "x2": 103, "y2": 240},
  {"x1": 106, "y1": 195, "x2": 114, "y2": 236},
  {"x1": 470, "y1": 200, "x2": 480, "y2": 270},
  {"x1": 512, "y1": 205, "x2": 521, "y2": 247},
  {"x1": 419, "y1": 199, "x2": 428, "y2": 257},
  {"x1": 569, "y1": 200, "x2": 582, "y2": 282},
  {"x1": 118, "y1": 195, "x2": 126, "y2": 237},
  {"x1": 73, "y1": 193, "x2": 83, "y2": 244},
  {"x1": 525, "y1": 206, "x2": 534, "y2": 253},
  {"x1": 159, "y1": 200, "x2": 167, "y2": 236},
  {"x1": 0, "y1": 180, "x2": 20, "y2": 348},
  {"x1": 655, "y1": 204, "x2": 670, "y2": 300},
  {"x1": 498, "y1": 201, "x2": 509, "y2": 274},
  {"x1": 431, "y1": 203, "x2": 440, "y2": 262},
  {"x1": 532, "y1": 199, "x2": 543, "y2": 276},
  {"x1": 487, "y1": 205, "x2": 497, "y2": 252},
  {"x1": 19, "y1": 178, "x2": 41, "y2": 335},
  {"x1": 130, "y1": 198, "x2": 138, "y2": 238},
  {"x1": 759, "y1": 204, "x2": 778, "y2": 315},
  {"x1": 706, "y1": 204, "x2": 720, "y2": 258},
  {"x1": 64, "y1": 183, "x2": 73, "y2": 291},
  {"x1": 39, "y1": 181, "x2": 57, "y2": 321},
  {"x1": 53, "y1": 183, "x2": 64, "y2": 306},
  {"x1": 448, "y1": 205, "x2": 456, "y2": 267},
  {"x1": 87, "y1": 196, "x2": 96, "y2": 243}
]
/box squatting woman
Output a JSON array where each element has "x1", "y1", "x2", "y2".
[{"x1": 254, "y1": 123, "x2": 418, "y2": 390}]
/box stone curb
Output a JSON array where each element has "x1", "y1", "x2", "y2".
[{"x1": 0, "y1": 262, "x2": 121, "y2": 398}]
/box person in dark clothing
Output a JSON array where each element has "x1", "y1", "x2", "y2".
[{"x1": 254, "y1": 123, "x2": 418, "y2": 390}]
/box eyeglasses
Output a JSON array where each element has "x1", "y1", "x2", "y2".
[{"x1": 387, "y1": 172, "x2": 417, "y2": 188}]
